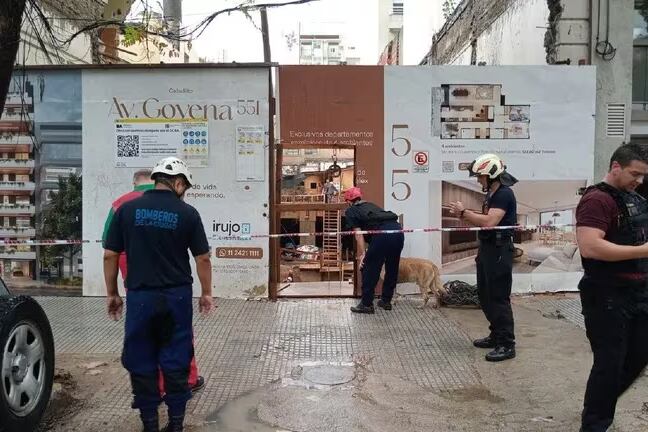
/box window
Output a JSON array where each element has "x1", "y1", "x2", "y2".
[
  {"x1": 540, "y1": 209, "x2": 574, "y2": 232},
  {"x1": 634, "y1": 4, "x2": 648, "y2": 109},
  {"x1": 300, "y1": 42, "x2": 313, "y2": 58},
  {"x1": 328, "y1": 43, "x2": 340, "y2": 58},
  {"x1": 310, "y1": 182, "x2": 317, "y2": 189}
]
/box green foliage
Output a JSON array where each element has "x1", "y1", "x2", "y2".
[
  {"x1": 40, "y1": 174, "x2": 81, "y2": 276},
  {"x1": 121, "y1": 25, "x2": 145, "y2": 47}
]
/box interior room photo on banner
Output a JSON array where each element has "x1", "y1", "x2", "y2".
[{"x1": 441, "y1": 179, "x2": 586, "y2": 281}]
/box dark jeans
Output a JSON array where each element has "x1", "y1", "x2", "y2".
[
  {"x1": 579, "y1": 277, "x2": 648, "y2": 432},
  {"x1": 476, "y1": 240, "x2": 515, "y2": 347},
  {"x1": 360, "y1": 221, "x2": 404, "y2": 306}
]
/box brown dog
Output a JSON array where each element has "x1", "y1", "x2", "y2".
[{"x1": 380, "y1": 257, "x2": 446, "y2": 308}]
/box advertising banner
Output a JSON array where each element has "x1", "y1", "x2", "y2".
[
  {"x1": 279, "y1": 65, "x2": 596, "y2": 294},
  {"x1": 82, "y1": 67, "x2": 270, "y2": 298}
]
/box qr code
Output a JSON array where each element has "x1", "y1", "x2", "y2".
[
  {"x1": 117, "y1": 135, "x2": 140, "y2": 157},
  {"x1": 442, "y1": 161, "x2": 454, "y2": 173}
]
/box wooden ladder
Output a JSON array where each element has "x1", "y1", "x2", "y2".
[{"x1": 320, "y1": 210, "x2": 341, "y2": 274}]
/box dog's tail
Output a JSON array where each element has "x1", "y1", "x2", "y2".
[{"x1": 433, "y1": 273, "x2": 446, "y2": 295}]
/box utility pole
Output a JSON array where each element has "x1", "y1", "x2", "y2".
[{"x1": 261, "y1": 7, "x2": 279, "y2": 301}]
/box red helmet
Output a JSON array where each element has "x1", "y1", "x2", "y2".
[{"x1": 343, "y1": 187, "x2": 362, "y2": 201}]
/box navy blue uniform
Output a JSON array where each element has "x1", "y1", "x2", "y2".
[
  {"x1": 476, "y1": 185, "x2": 517, "y2": 348},
  {"x1": 345, "y1": 201, "x2": 404, "y2": 306},
  {"x1": 104, "y1": 189, "x2": 209, "y2": 419}
]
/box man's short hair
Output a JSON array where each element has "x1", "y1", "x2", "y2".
[
  {"x1": 609, "y1": 143, "x2": 648, "y2": 169},
  {"x1": 133, "y1": 169, "x2": 152, "y2": 182}
]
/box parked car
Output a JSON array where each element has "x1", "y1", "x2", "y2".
[{"x1": 0, "y1": 278, "x2": 54, "y2": 432}]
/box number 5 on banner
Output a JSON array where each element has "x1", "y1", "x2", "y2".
[
  {"x1": 391, "y1": 170, "x2": 411, "y2": 201},
  {"x1": 391, "y1": 124, "x2": 411, "y2": 157}
]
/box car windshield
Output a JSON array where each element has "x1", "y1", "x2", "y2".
[{"x1": 0, "y1": 277, "x2": 9, "y2": 295}]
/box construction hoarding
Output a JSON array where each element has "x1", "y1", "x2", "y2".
[
  {"x1": 278, "y1": 65, "x2": 596, "y2": 293},
  {"x1": 82, "y1": 66, "x2": 270, "y2": 297}
]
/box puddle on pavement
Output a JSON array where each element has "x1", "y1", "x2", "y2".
[{"x1": 198, "y1": 362, "x2": 356, "y2": 432}]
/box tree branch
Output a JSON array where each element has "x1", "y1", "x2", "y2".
[
  {"x1": 0, "y1": 0, "x2": 27, "y2": 118},
  {"x1": 62, "y1": 0, "x2": 320, "y2": 45}
]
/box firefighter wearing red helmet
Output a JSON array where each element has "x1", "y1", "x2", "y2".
[
  {"x1": 343, "y1": 187, "x2": 404, "y2": 313},
  {"x1": 448, "y1": 153, "x2": 518, "y2": 362}
]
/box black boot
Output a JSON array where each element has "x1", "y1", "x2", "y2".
[
  {"x1": 140, "y1": 411, "x2": 159, "y2": 432},
  {"x1": 485, "y1": 346, "x2": 516, "y2": 362},
  {"x1": 162, "y1": 414, "x2": 184, "y2": 432},
  {"x1": 473, "y1": 336, "x2": 496, "y2": 349},
  {"x1": 350, "y1": 303, "x2": 375, "y2": 314},
  {"x1": 191, "y1": 375, "x2": 206, "y2": 394},
  {"x1": 377, "y1": 299, "x2": 392, "y2": 310}
]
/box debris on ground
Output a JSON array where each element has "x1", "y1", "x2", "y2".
[
  {"x1": 37, "y1": 370, "x2": 80, "y2": 432},
  {"x1": 441, "y1": 280, "x2": 480, "y2": 307},
  {"x1": 81, "y1": 361, "x2": 108, "y2": 370},
  {"x1": 541, "y1": 309, "x2": 566, "y2": 320},
  {"x1": 530, "y1": 416, "x2": 555, "y2": 423}
]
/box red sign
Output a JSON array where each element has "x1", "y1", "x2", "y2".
[{"x1": 414, "y1": 151, "x2": 428, "y2": 165}]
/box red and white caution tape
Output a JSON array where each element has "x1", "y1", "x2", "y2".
[
  {"x1": 253, "y1": 223, "x2": 575, "y2": 239},
  {"x1": 0, "y1": 223, "x2": 575, "y2": 246}
]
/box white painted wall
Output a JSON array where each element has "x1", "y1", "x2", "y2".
[
  {"x1": 591, "y1": 0, "x2": 635, "y2": 181},
  {"x1": 403, "y1": 0, "x2": 444, "y2": 65},
  {"x1": 378, "y1": 0, "x2": 393, "y2": 58},
  {"x1": 17, "y1": 10, "x2": 93, "y2": 65},
  {"x1": 475, "y1": 0, "x2": 548, "y2": 65},
  {"x1": 451, "y1": 45, "x2": 472, "y2": 65}
]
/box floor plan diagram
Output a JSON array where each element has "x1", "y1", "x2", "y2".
[{"x1": 438, "y1": 84, "x2": 530, "y2": 139}]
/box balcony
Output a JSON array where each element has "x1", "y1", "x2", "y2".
[
  {"x1": 0, "y1": 227, "x2": 36, "y2": 237},
  {"x1": 1, "y1": 111, "x2": 33, "y2": 122},
  {"x1": 388, "y1": 11, "x2": 403, "y2": 30},
  {"x1": 0, "y1": 181, "x2": 35, "y2": 193},
  {"x1": 4, "y1": 94, "x2": 32, "y2": 107},
  {"x1": 0, "y1": 159, "x2": 34, "y2": 173},
  {"x1": 0, "y1": 250, "x2": 36, "y2": 260},
  {"x1": 0, "y1": 135, "x2": 33, "y2": 152},
  {"x1": 0, "y1": 204, "x2": 35, "y2": 215},
  {"x1": 281, "y1": 194, "x2": 326, "y2": 204}
]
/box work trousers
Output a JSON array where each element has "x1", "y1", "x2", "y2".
[
  {"x1": 579, "y1": 277, "x2": 648, "y2": 432},
  {"x1": 476, "y1": 239, "x2": 515, "y2": 347},
  {"x1": 360, "y1": 221, "x2": 405, "y2": 306},
  {"x1": 122, "y1": 285, "x2": 193, "y2": 418}
]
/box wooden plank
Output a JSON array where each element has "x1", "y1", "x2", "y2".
[{"x1": 277, "y1": 203, "x2": 348, "y2": 212}]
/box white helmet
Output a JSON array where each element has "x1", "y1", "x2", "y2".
[
  {"x1": 469, "y1": 153, "x2": 505, "y2": 179},
  {"x1": 151, "y1": 157, "x2": 194, "y2": 187}
]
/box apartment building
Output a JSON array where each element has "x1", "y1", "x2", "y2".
[{"x1": 0, "y1": 86, "x2": 37, "y2": 278}]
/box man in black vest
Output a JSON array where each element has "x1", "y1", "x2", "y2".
[
  {"x1": 449, "y1": 153, "x2": 518, "y2": 362},
  {"x1": 576, "y1": 143, "x2": 648, "y2": 432},
  {"x1": 343, "y1": 187, "x2": 404, "y2": 314}
]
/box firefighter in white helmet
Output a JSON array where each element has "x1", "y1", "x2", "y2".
[
  {"x1": 448, "y1": 153, "x2": 518, "y2": 362},
  {"x1": 104, "y1": 156, "x2": 213, "y2": 432}
]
